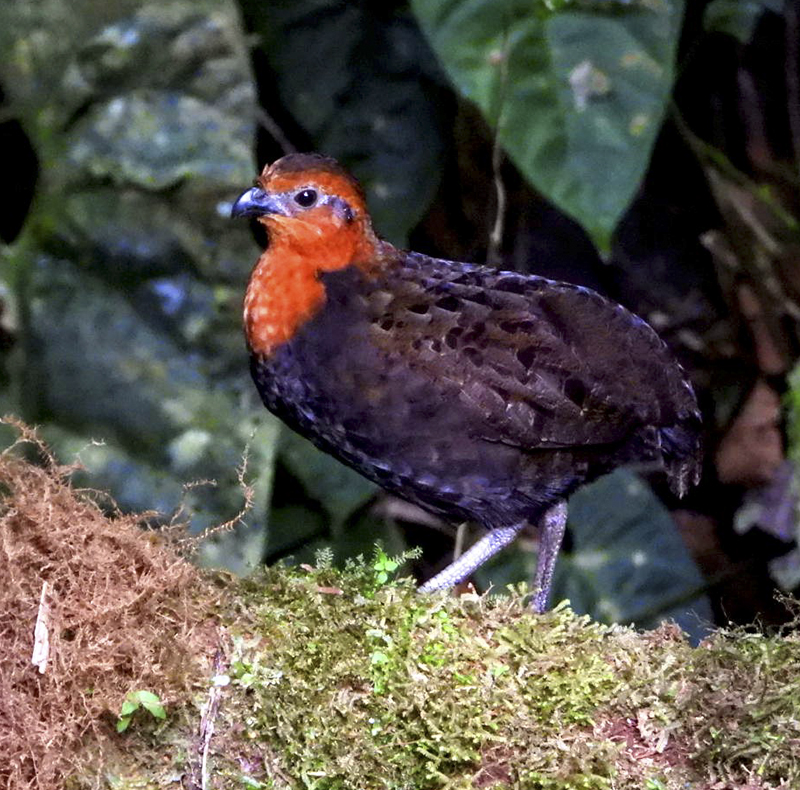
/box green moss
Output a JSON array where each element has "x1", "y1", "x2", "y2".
[
  {"x1": 685, "y1": 625, "x2": 800, "y2": 783},
  {"x1": 211, "y1": 555, "x2": 800, "y2": 788},
  {"x1": 47, "y1": 548, "x2": 798, "y2": 789},
  {"x1": 222, "y1": 555, "x2": 653, "y2": 788},
  {"x1": 58, "y1": 552, "x2": 800, "y2": 788}
]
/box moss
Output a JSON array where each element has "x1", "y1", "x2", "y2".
[
  {"x1": 217, "y1": 556, "x2": 676, "y2": 789},
  {"x1": 5, "y1": 434, "x2": 799, "y2": 789},
  {"x1": 205, "y1": 555, "x2": 800, "y2": 789},
  {"x1": 685, "y1": 625, "x2": 800, "y2": 783}
]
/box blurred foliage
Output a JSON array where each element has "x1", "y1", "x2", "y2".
[
  {"x1": 411, "y1": 0, "x2": 685, "y2": 251},
  {"x1": 0, "y1": 0, "x2": 277, "y2": 572},
  {"x1": 703, "y1": 0, "x2": 783, "y2": 43},
  {"x1": 780, "y1": 364, "x2": 800, "y2": 588},
  {"x1": 238, "y1": 0, "x2": 446, "y2": 246},
  {"x1": 0, "y1": 0, "x2": 728, "y2": 628}
]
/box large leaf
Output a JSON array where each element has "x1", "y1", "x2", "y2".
[
  {"x1": 239, "y1": 0, "x2": 446, "y2": 245},
  {"x1": 410, "y1": 0, "x2": 685, "y2": 250},
  {"x1": 561, "y1": 470, "x2": 712, "y2": 638},
  {"x1": 280, "y1": 431, "x2": 377, "y2": 529}
]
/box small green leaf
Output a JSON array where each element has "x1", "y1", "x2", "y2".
[
  {"x1": 119, "y1": 690, "x2": 166, "y2": 724},
  {"x1": 131, "y1": 690, "x2": 161, "y2": 707},
  {"x1": 142, "y1": 701, "x2": 167, "y2": 719}
]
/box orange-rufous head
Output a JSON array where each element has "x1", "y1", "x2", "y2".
[
  {"x1": 231, "y1": 153, "x2": 381, "y2": 270},
  {"x1": 232, "y1": 153, "x2": 386, "y2": 356}
]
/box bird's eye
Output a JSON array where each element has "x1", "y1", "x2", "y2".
[{"x1": 293, "y1": 189, "x2": 318, "y2": 208}]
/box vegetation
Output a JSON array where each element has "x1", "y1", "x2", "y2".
[
  {"x1": 1, "y1": 0, "x2": 800, "y2": 781},
  {"x1": 2, "y1": 430, "x2": 799, "y2": 788}
]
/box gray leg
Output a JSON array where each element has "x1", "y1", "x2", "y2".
[
  {"x1": 530, "y1": 501, "x2": 568, "y2": 614},
  {"x1": 418, "y1": 523, "x2": 524, "y2": 594}
]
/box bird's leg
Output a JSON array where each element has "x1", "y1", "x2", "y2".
[
  {"x1": 418, "y1": 523, "x2": 524, "y2": 594},
  {"x1": 530, "y1": 501, "x2": 568, "y2": 614}
]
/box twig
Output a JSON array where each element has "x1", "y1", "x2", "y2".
[
  {"x1": 184, "y1": 447, "x2": 256, "y2": 552},
  {"x1": 186, "y1": 646, "x2": 228, "y2": 790},
  {"x1": 254, "y1": 106, "x2": 297, "y2": 155},
  {"x1": 487, "y1": 16, "x2": 512, "y2": 265},
  {"x1": 31, "y1": 581, "x2": 50, "y2": 674},
  {"x1": 487, "y1": 129, "x2": 507, "y2": 266},
  {"x1": 201, "y1": 650, "x2": 226, "y2": 790},
  {"x1": 372, "y1": 495, "x2": 447, "y2": 531},
  {"x1": 453, "y1": 522, "x2": 468, "y2": 561}
]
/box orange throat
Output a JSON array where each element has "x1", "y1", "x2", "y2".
[
  {"x1": 243, "y1": 217, "x2": 385, "y2": 357},
  {"x1": 244, "y1": 248, "x2": 325, "y2": 357}
]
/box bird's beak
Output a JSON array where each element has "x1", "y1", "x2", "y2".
[{"x1": 231, "y1": 187, "x2": 287, "y2": 218}]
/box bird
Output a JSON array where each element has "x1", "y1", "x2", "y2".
[{"x1": 231, "y1": 153, "x2": 702, "y2": 613}]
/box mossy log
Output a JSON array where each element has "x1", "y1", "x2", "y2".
[{"x1": 2, "y1": 426, "x2": 799, "y2": 790}]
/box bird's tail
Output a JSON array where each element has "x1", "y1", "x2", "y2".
[{"x1": 660, "y1": 415, "x2": 703, "y2": 498}]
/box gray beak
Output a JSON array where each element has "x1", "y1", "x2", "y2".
[{"x1": 231, "y1": 187, "x2": 286, "y2": 218}]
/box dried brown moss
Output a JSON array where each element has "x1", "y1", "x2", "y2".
[{"x1": 0, "y1": 420, "x2": 214, "y2": 789}]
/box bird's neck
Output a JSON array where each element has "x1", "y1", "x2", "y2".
[
  {"x1": 244, "y1": 224, "x2": 393, "y2": 356},
  {"x1": 244, "y1": 247, "x2": 325, "y2": 356}
]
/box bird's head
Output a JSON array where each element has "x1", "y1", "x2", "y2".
[
  {"x1": 233, "y1": 154, "x2": 394, "y2": 355},
  {"x1": 232, "y1": 153, "x2": 381, "y2": 270}
]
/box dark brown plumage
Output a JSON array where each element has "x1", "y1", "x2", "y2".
[{"x1": 232, "y1": 153, "x2": 702, "y2": 611}]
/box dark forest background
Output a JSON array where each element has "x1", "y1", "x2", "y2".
[{"x1": 0, "y1": 0, "x2": 797, "y2": 639}]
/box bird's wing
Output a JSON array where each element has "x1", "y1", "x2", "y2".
[{"x1": 358, "y1": 253, "x2": 695, "y2": 451}]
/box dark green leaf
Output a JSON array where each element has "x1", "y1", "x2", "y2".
[
  {"x1": 410, "y1": 0, "x2": 685, "y2": 250},
  {"x1": 703, "y1": 0, "x2": 782, "y2": 44},
  {"x1": 560, "y1": 470, "x2": 712, "y2": 638},
  {"x1": 475, "y1": 470, "x2": 711, "y2": 639},
  {"x1": 280, "y1": 432, "x2": 376, "y2": 527}
]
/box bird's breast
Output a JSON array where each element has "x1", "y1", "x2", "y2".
[{"x1": 243, "y1": 251, "x2": 327, "y2": 357}]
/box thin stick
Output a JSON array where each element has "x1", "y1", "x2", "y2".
[
  {"x1": 200, "y1": 649, "x2": 227, "y2": 790},
  {"x1": 453, "y1": 522, "x2": 467, "y2": 560},
  {"x1": 487, "y1": 22, "x2": 511, "y2": 265},
  {"x1": 487, "y1": 130, "x2": 507, "y2": 265},
  {"x1": 31, "y1": 581, "x2": 50, "y2": 674},
  {"x1": 254, "y1": 106, "x2": 297, "y2": 155}
]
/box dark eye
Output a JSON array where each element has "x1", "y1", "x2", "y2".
[{"x1": 293, "y1": 189, "x2": 318, "y2": 207}]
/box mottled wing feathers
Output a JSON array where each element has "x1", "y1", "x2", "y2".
[{"x1": 349, "y1": 252, "x2": 697, "y2": 453}]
